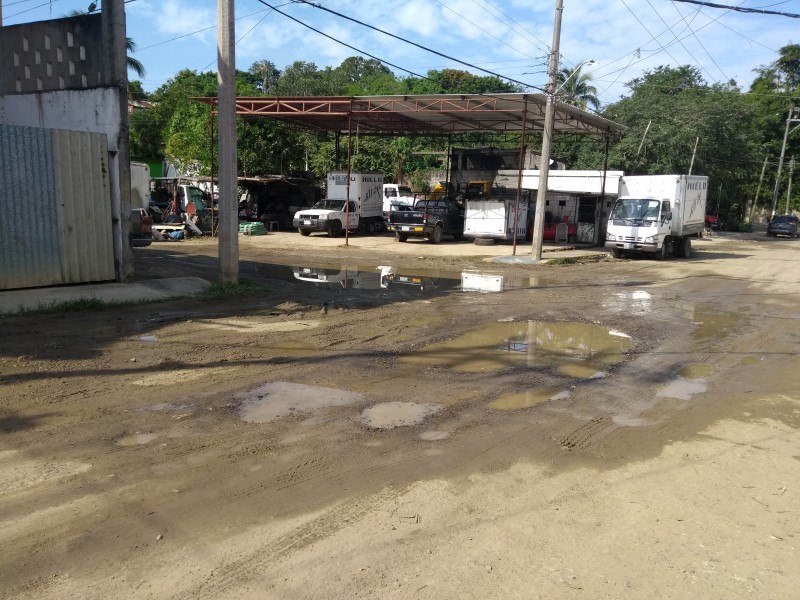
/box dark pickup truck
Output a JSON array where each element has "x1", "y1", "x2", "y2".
[{"x1": 388, "y1": 198, "x2": 465, "y2": 243}]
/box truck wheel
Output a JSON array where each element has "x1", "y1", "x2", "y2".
[
  {"x1": 298, "y1": 228, "x2": 311, "y2": 236},
  {"x1": 327, "y1": 221, "x2": 342, "y2": 237},
  {"x1": 453, "y1": 231, "x2": 465, "y2": 242},
  {"x1": 655, "y1": 243, "x2": 668, "y2": 261},
  {"x1": 611, "y1": 248, "x2": 622, "y2": 259},
  {"x1": 396, "y1": 232, "x2": 409, "y2": 242},
  {"x1": 681, "y1": 238, "x2": 692, "y2": 258},
  {"x1": 429, "y1": 224, "x2": 443, "y2": 244}
]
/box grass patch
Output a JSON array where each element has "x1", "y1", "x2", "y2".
[
  {"x1": 545, "y1": 256, "x2": 580, "y2": 266},
  {"x1": 19, "y1": 297, "x2": 114, "y2": 315}
]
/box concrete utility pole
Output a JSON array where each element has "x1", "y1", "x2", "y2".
[
  {"x1": 531, "y1": 0, "x2": 563, "y2": 261},
  {"x1": 217, "y1": 0, "x2": 239, "y2": 284},
  {"x1": 770, "y1": 106, "x2": 799, "y2": 218},
  {"x1": 786, "y1": 155, "x2": 795, "y2": 214},
  {"x1": 105, "y1": 0, "x2": 133, "y2": 281}
]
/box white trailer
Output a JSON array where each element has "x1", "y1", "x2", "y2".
[
  {"x1": 605, "y1": 174, "x2": 708, "y2": 259},
  {"x1": 463, "y1": 198, "x2": 528, "y2": 241},
  {"x1": 130, "y1": 162, "x2": 151, "y2": 209},
  {"x1": 294, "y1": 171, "x2": 383, "y2": 236}
]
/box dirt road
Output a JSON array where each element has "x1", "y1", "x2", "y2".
[{"x1": 1, "y1": 231, "x2": 798, "y2": 599}]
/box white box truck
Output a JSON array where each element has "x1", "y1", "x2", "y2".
[
  {"x1": 605, "y1": 174, "x2": 708, "y2": 259},
  {"x1": 463, "y1": 198, "x2": 528, "y2": 241},
  {"x1": 293, "y1": 171, "x2": 383, "y2": 237}
]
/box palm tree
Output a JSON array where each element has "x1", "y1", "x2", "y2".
[
  {"x1": 125, "y1": 37, "x2": 146, "y2": 78},
  {"x1": 67, "y1": 9, "x2": 145, "y2": 77},
  {"x1": 556, "y1": 64, "x2": 599, "y2": 111}
]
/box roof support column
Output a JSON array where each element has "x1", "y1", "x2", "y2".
[
  {"x1": 345, "y1": 104, "x2": 353, "y2": 246},
  {"x1": 512, "y1": 96, "x2": 528, "y2": 256}
]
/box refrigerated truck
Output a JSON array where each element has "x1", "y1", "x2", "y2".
[
  {"x1": 294, "y1": 171, "x2": 383, "y2": 237},
  {"x1": 605, "y1": 174, "x2": 708, "y2": 259}
]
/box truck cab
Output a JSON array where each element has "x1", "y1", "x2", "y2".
[
  {"x1": 606, "y1": 197, "x2": 673, "y2": 258},
  {"x1": 294, "y1": 199, "x2": 357, "y2": 237}
]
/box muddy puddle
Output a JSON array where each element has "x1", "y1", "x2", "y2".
[
  {"x1": 359, "y1": 402, "x2": 443, "y2": 429},
  {"x1": 489, "y1": 387, "x2": 571, "y2": 410},
  {"x1": 259, "y1": 262, "x2": 551, "y2": 299},
  {"x1": 401, "y1": 320, "x2": 631, "y2": 374},
  {"x1": 657, "y1": 363, "x2": 715, "y2": 400},
  {"x1": 237, "y1": 381, "x2": 363, "y2": 423}
]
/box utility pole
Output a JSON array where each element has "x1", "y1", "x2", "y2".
[
  {"x1": 786, "y1": 155, "x2": 795, "y2": 214},
  {"x1": 748, "y1": 155, "x2": 769, "y2": 223},
  {"x1": 770, "y1": 106, "x2": 799, "y2": 218},
  {"x1": 531, "y1": 0, "x2": 563, "y2": 261},
  {"x1": 217, "y1": 0, "x2": 239, "y2": 284}
]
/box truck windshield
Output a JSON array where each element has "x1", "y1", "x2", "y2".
[
  {"x1": 313, "y1": 199, "x2": 348, "y2": 210},
  {"x1": 611, "y1": 199, "x2": 661, "y2": 222}
]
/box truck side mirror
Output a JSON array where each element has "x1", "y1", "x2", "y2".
[{"x1": 664, "y1": 212, "x2": 672, "y2": 221}]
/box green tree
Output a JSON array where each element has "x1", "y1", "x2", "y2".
[{"x1": 556, "y1": 63, "x2": 599, "y2": 111}]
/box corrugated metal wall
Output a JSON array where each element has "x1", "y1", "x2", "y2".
[{"x1": 0, "y1": 123, "x2": 115, "y2": 290}]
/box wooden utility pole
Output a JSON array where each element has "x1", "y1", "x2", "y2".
[
  {"x1": 531, "y1": 0, "x2": 563, "y2": 261},
  {"x1": 748, "y1": 155, "x2": 769, "y2": 223},
  {"x1": 770, "y1": 106, "x2": 799, "y2": 218},
  {"x1": 786, "y1": 155, "x2": 795, "y2": 214},
  {"x1": 217, "y1": 0, "x2": 239, "y2": 284}
]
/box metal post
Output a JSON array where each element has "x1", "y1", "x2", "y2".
[
  {"x1": 531, "y1": 0, "x2": 563, "y2": 261},
  {"x1": 597, "y1": 131, "x2": 610, "y2": 246},
  {"x1": 209, "y1": 102, "x2": 216, "y2": 235},
  {"x1": 513, "y1": 96, "x2": 528, "y2": 256},
  {"x1": 345, "y1": 107, "x2": 353, "y2": 246},
  {"x1": 217, "y1": 0, "x2": 238, "y2": 284}
]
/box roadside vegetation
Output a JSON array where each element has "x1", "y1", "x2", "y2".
[{"x1": 129, "y1": 47, "x2": 800, "y2": 227}]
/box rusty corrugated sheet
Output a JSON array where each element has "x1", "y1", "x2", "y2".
[{"x1": 0, "y1": 123, "x2": 115, "y2": 290}]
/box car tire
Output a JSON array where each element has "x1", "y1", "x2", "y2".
[
  {"x1": 611, "y1": 247, "x2": 622, "y2": 259},
  {"x1": 429, "y1": 225, "x2": 443, "y2": 244},
  {"x1": 327, "y1": 221, "x2": 342, "y2": 237},
  {"x1": 396, "y1": 232, "x2": 409, "y2": 242},
  {"x1": 299, "y1": 228, "x2": 311, "y2": 236},
  {"x1": 654, "y1": 243, "x2": 668, "y2": 260}
]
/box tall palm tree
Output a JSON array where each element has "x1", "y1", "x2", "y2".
[
  {"x1": 125, "y1": 37, "x2": 146, "y2": 78},
  {"x1": 67, "y1": 9, "x2": 145, "y2": 77},
  {"x1": 556, "y1": 64, "x2": 599, "y2": 111}
]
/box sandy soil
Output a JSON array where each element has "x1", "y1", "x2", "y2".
[{"x1": 1, "y1": 231, "x2": 798, "y2": 599}]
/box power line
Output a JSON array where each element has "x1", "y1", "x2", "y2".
[
  {"x1": 288, "y1": 0, "x2": 545, "y2": 92},
  {"x1": 672, "y1": 0, "x2": 800, "y2": 18}
]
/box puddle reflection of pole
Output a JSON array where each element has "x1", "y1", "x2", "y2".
[{"x1": 527, "y1": 320, "x2": 538, "y2": 367}]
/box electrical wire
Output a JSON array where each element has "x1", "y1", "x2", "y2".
[
  {"x1": 672, "y1": 0, "x2": 800, "y2": 18},
  {"x1": 285, "y1": 0, "x2": 545, "y2": 92}
]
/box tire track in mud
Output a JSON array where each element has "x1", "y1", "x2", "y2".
[{"x1": 174, "y1": 485, "x2": 404, "y2": 600}]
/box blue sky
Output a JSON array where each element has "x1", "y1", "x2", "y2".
[{"x1": 5, "y1": 0, "x2": 799, "y2": 107}]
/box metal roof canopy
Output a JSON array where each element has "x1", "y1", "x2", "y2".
[{"x1": 193, "y1": 93, "x2": 625, "y2": 137}]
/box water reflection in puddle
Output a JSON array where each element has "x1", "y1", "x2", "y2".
[
  {"x1": 359, "y1": 402, "x2": 443, "y2": 429},
  {"x1": 116, "y1": 433, "x2": 158, "y2": 446},
  {"x1": 489, "y1": 387, "x2": 571, "y2": 410},
  {"x1": 265, "y1": 262, "x2": 556, "y2": 298},
  {"x1": 237, "y1": 381, "x2": 363, "y2": 423},
  {"x1": 401, "y1": 320, "x2": 631, "y2": 374},
  {"x1": 657, "y1": 378, "x2": 708, "y2": 400}
]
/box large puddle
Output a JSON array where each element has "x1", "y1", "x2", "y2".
[
  {"x1": 400, "y1": 320, "x2": 632, "y2": 375},
  {"x1": 237, "y1": 381, "x2": 363, "y2": 423},
  {"x1": 258, "y1": 262, "x2": 553, "y2": 298},
  {"x1": 359, "y1": 402, "x2": 443, "y2": 429}
]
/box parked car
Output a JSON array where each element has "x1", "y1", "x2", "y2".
[
  {"x1": 130, "y1": 208, "x2": 153, "y2": 247},
  {"x1": 766, "y1": 214, "x2": 799, "y2": 238},
  {"x1": 705, "y1": 214, "x2": 721, "y2": 230}
]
